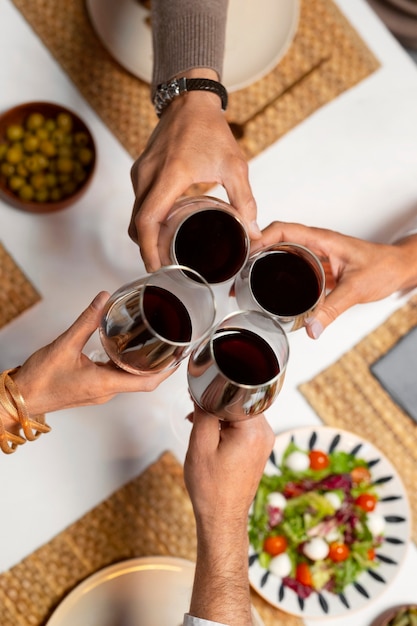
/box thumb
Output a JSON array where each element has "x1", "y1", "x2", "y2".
[
  {"x1": 189, "y1": 404, "x2": 222, "y2": 450},
  {"x1": 305, "y1": 282, "x2": 358, "y2": 339},
  {"x1": 58, "y1": 291, "x2": 110, "y2": 351}
]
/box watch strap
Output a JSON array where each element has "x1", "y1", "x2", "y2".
[{"x1": 154, "y1": 77, "x2": 228, "y2": 118}]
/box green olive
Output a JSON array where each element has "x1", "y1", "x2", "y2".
[
  {"x1": 8, "y1": 175, "x2": 25, "y2": 191},
  {"x1": 26, "y1": 112, "x2": 45, "y2": 131},
  {"x1": 77, "y1": 147, "x2": 93, "y2": 166},
  {"x1": 0, "y1": 143, "x2": 8, "y2": 160},
  {"x1": 56, "y1": 112, "x2": 73, "y2": 132},
  {"x1": 30, "y1": 173, "x2": 47, "y2": 191},
  {"x1": 39, "y1": 139, "x2": 56, "y2": 158},
  {"x1": 6, "y1": 145, "x2": 24, "y2": 164},
  {"x1": 56, "y1": 157, "x2": 74, "y2": 174},
  {"x1": 18, "y1": 184, "x2": 35, "y2": 201},
  {"x1": 23, "y1": 134, "x2": 40, "y2": 153},
  {"x1": 49, "y1": 187, "x2": 63, "y2": 201},
  {"x1": 6, "y1": 124, "x2": 24, "y2": 142},
  {"x1": 45, "y1": 172, "x2": 58, "y2": 188},
  {"x1": 44, "y1": 119, "x2": 56, "y2": 133},
  {"x1": 34, "y1": 189, "x2": 49, "y2": 203},
  {"x1": 74, "y1": 131, "x2": 89, "y2": 147},
  {"x1": 1, "y1": 162, "x2": 15, "y2": 177}
]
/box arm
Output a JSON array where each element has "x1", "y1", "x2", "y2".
[
  {"x1": 128, "y1": 0, "x2": 260, "y2": 272},
  {"x1": 183, "y1": 406, "x2": 274, "y2": 626},
  {"x1": 252, "y1": 221, "x2": 417, "y2": 339},
  {"x1": 0, "y1": 291, "x2": 171, "y2": 440}
]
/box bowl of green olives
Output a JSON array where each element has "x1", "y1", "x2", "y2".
[{"x1": 0, "y1": 101, "x2": 96, "y2": 213}]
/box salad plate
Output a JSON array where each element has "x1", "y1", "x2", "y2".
[{"x1": 248, "y1": 426, "x2": 411, "y2": 619}]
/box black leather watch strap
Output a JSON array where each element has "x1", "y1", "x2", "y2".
[{"x1": 153, "y1": 77, "x2": 228, "y2": 118}]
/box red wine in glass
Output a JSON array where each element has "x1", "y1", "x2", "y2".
[
  {"x1": 250, "y1": 250, "x2": 321, "y2": 316},
  {"x1": 174, "y1": 208, "x2": 249, "y2": 284},
  {"x1": 213, "y1": 328, "x2": 280, "y2": 385}
]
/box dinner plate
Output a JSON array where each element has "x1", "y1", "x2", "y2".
[
  {"x1": 46, "y1": 556, "x2": 265, "y2": 626},
  {"x1": 86, "y1": 0, "x2": 300, "y2": 92},
  {"x1": 248, "y1": 426, "x2": 411, "y2": 619}
]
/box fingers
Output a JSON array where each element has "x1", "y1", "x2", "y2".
[
  {"x1": 129, "y1": 198, "x2": 162, "y2": 273},
  {"x1": 57, "y1": 291, "x2": 110, "y2": 352}
]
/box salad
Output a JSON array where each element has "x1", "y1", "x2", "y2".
[{"x1": 248, "y1": 438, "x2": 385, "y2": 599}]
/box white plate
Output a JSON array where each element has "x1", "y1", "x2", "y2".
[
  {"x1": 86, "y1": 0, "x2": 300, "y2": 92},
  {"x1": 47, "y1": 555, "x2": 265, "y2": 626},
  {"x1": 248, "y1": 427, "x2": 411, "y2": 619}
]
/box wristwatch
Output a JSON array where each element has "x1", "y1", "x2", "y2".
[{"x1": 153, "y1": 77, "x2": 228, "y2": 118}]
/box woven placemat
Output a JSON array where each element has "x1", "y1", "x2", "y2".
[
  {"x1": 10, "y1": 0, "x2": 380, "y2": 165},
  {"x1": 0, "y1": 451, "x2": 303, "y2": 626},
  {"x1": 0, "y1": 241, "x2": 41, "y2": 330},
  {"x1": 299, "y1": 294, "x2": 417, "y2": 544}
]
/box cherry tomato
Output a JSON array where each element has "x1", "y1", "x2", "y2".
[
  {"x1": 328, "y1": 542, "x2": 350, "y2": 562},
  {"x1": 263, "y1": 535, "x2": 288, "y2": 556},
  {"x1": 355, "y1": 493, "x2": 378, "y2": 512},
  {"x1": 350, "y1": 466, "x2": 371, "y2": 486},
  {"x1": 308, "y1": 449, "x2": 330, "y2": 470},
  {"x1": 283, "y1": 482, "x2": 304, "y2": 498},
  {"x1": 296, "y1": 562, "x2": 312, "y2": 586},
  {"x1": 367, "y1": 548, "x2": 376, "y2": 561}
]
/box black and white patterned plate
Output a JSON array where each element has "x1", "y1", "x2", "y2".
[{"x1": 248, "y1": 426, "x2": 411, "y2": 618}]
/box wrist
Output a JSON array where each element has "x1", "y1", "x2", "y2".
[
  {"x1": 153, "y1": 74, "x2": 228, "y2": 118},
  {"x1": 394, "y1": 235, "x2": 417, "y2": 292}
]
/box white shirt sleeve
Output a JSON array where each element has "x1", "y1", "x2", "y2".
[{"x1": 183, "y1": 613, "x2": 228, "y2": 626}]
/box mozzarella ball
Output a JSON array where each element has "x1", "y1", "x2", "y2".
[
  {"x1": 267, "y1": 492, "x2": 287, "y2": 510},
  {"x1": 303, "y1": 537, "x2": 330, "y2": 561},
  {"x1": 324, "y1": 491, "x2": 342, "y2": 510},
  {"x1": 366, "y1": 512, "x2": 385, "y2": 537},
  {"x1": 285, "y1": 451, "x2": 310, "y2": 472},
  {"x1": 269, "y1": 552, "x2": 292, "y2": 578}
]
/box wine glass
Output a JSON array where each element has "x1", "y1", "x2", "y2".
[
  {"x1": 187, "y1": 310, "x2": 289, "y2": 421},
  {"x1": 99, "y1": 265, "x2": 216, "y2": 375},
  {"x1": 234, "y1": 242, "x2": 325, "y2": 332},
  {"x1": 157, "y1": 195, "x2": 250, "y2": 285}
]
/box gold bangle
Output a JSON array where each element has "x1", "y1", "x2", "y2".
[
  {"x1": 0, "y1": 368, "x2": 51, "y2": 443},
  {"x1": 0, "y1": 416, "x2": 26, "y2": 454}
]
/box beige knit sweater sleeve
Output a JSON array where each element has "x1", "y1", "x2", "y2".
[{"x1": 151, "y1": 0, "x2": 229, "y2": 95}]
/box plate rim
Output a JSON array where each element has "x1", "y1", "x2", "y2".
[
  {"x1": 46, "y1": 555, "x2": 195, "y2": 625},
  {"x1": 248, "y1": 425, "x2": 411, "y2": 619}
]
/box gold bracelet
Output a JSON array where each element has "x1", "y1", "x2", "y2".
[
  {"x1": 0, "y1": 368, "x2": 51, "y2": 444},
  {"x1": 0, "y1": 415, "x2": 26, "y2": 454}
]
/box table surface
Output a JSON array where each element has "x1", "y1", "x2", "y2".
[{"x1": 1, "y1": 0, "x2": 417, "y2": 624}]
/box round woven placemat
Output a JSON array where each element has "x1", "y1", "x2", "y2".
[{"x1": 299, "y1": 294, "x2": 417, "y2": 544}]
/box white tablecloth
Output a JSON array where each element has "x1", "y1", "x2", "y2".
[{"x1": 1, "y1": 1, "x2": 417, "y2": 624}]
